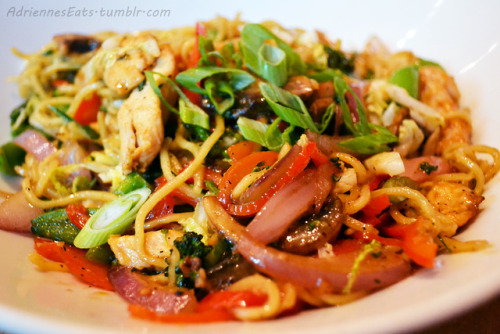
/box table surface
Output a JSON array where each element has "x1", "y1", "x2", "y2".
[{"x1": 416, "y1": 292, "x2": 500, "y2": 334}]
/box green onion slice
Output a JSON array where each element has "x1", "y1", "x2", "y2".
[
  {"x1": 48, "y1": 105, "x2": 99, "y2": 140},
  {"x1": 240, "y1": 23, "x2": 306, "y2": 78},
  {"x1": 73, "y1": 187, "x2": 151, "y2": 249},
  {"x1": 237, "y1": 116, "x2": 287, "y2": 151},
  {"x1": 179, "y1": 99, "x2": 210, "y2": 130},
  {"x1": 257, "y1": 43, "x2": 287, "y2": 86},
  {"x1": 259, "y1": 82, "x2": 319, "y2": 133}
]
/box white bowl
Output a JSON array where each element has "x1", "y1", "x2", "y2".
[{"x1": 1, "y1": 0, "x2": 499, "y2": 333}]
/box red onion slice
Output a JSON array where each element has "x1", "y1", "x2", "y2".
[
  {"x1": 0, "y1": 191, "x2": 43, "y2": 233},
  {"x1": 246, "y1": 168, "x2": 317, "y2": 245},
  {"x1": 246, "y1": 163, "x2": 335, "y2": 245},
  {"x1": 108, "y1": 265, "x2": 197, "y2": 314},
  {"x1": 203, "y1": 196, "x2": 412, "y2": 293},
  {"x1": 13, "y1": 130, "x2": 57, "y2": 161},
  {"x1": 400, "y1": 156, "x2": 452, "y2": 183}
]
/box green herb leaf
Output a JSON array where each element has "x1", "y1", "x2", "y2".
[
  {"x1": 174, "y1": 232, "x2": 212, "y2": 259},
  {"x1": 204, "y1": 78, "x2": 235, "y2": 115},
  {"x1": 389, "y1": 65, "x2": 420, "y2": 99},
  {"x1": 237, "y1": 116, "x2": 288, "y2": 151},
  {"x1": 176, "y1": 66, "x2": 255, "y2": 95},
  {"x1": 259, "y1": 82, "x2": 319, "y2": 133},
  {"x1": 417, "y1": 58, "x2": 445, "y2": 72},
  {"x1": 334, "y1": 76, "x2": 398, "y2": 154},
  {"x1": 338, "y1": 124, "x2": 398, "y2": 154},
  {"x1": 334, "y1": 76, "x2": 370, "y2": 136},
  {"x1": 419, "y1": 161, "x2": 438, "y2": 175}
]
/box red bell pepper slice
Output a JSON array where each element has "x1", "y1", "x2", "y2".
[
  {"x1": 33, "y1": 238, "x2": 114, "y2": 290},
  {"x1": 383, "y1": 217, "x2": 437, "y2": 268},
  {"x1": 218, "y1": 142, "x2": 327, "y2": 217},
  {"x1": 352, "y1": 232, "x2": 404, "y2": 248},
  {"x1": 65, "y1": 204, "x2": 90, "y2": 229},
  {"x1": 52, "y1": 79, "x2": 70, "y2": 88},
  {"x1": 73, "y1": 92, "x2": 101, "y2": 125},
  {"x1": 361, "y1": 194, "x2": 391, "y2": 217},
  {"x1": 34, "y1": 237, "x2": 65, "y2": 262},
  {"x1": 197, "y1": 290, "x2": 267, "y2": 313},
  {"x1": 217, "y1": 151, "x2": 278, "y2": 217},
  {"x1": 146, "y1": 195, "x2": 175, "y2": 222},
  {"x1": 154, "y1": 176, "x2": 199, "y2": 207},
  {"x1": 227, "y1": 141, "x2": 257, "y2": 162},
  {"x1": 183, "y1": 22, "x2": 206, "y2": 105}
]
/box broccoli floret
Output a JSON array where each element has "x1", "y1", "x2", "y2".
[{"x1": 174, "y1": 232, "x2": 212, "y2": 259}]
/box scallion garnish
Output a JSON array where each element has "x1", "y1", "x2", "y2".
[
  {"x1": 48, "y1": 105, "x2": 99, "y2": 140},
  {"x1": 145, "y1": 70, "x2": 210, "y2": 129},
  {"x1": 333, "y1": 76, "x2": 398, "y2": 154},
  {"x1": 175, "y1": 66, "x2": 255, "y2": 95},
  {"x1": 73, "y1": 187, "x2": 151, "y2": 249},
  {"x1": 259, "y1": 82, "x2": 318, "y2": 132},
  {"x1": 240, "y1": 23, "x2": 306, "y2": 84},
  {"x1": 237, "y1": 116, "x2": 290, "y2": 151},
  {"x1": 256, "y1": 43, "x2": 287, "y2": 86}
]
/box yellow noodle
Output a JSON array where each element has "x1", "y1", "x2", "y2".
[
  {"x1": 296, "y1": 287, "x2": 366, "y2": 306},
  {"x1": 371, "y1": 187, "x2": 457, "y2": 236},
  {"x1": 134, "y1": 115, "x2": 224, "y2": 268},
  {"x1": 339, "y1": 184, "x2": 371, "y2": 215},
  {"x1": 229, "y1": 274, "x2": 283, "y2": 320},
  {"x1": 143, "y1": 212, "x2": 194, "y2": 231},
  {"x1": 343, "y1": 216, "x2": 380, "y2": 235},
  {"x1": 159, "y1": 141, "x2": 202, "y2": 200},
  {"x1": 22, "y1": 178, "x2": 116, "y2": 209},
  {"x1": 330, "y1": 152, "x2": 368, "y2": 184},
  {"x1": 439, "y1": 236, "x2": 491, "y2": 253},
  {"x1": 389, "y1": 206, "x2": 417, "y2": 225}
]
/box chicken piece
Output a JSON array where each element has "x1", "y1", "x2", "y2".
[
  {"x1": 118, "y1": 46, "x2": 176, "y2": 174},
  {"x1": 419, "y1": 66, "x2": 460, "y2": 114},
  {"x1": 118, "y1": 85, "x2": 163, "y2": 174},
  {"x1": 108, "y1": 230, "x2": 183, "y2": 270},
  {"x1": 354, "y1": 37, "x2": 418, "y2": 79},
  {"x1": 419, "y1": 66, "x2": 471, "y2": 154},
  {"x1": 425, "y1": 181, "x2": 483, "y2": 227},
  {"x1": 103, "y1": 33, "x2": 161, "y2": 96}
]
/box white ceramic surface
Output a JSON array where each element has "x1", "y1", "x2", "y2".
[{"x1": 0, "y1": 0, "x2": 499, "y2": 333}]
